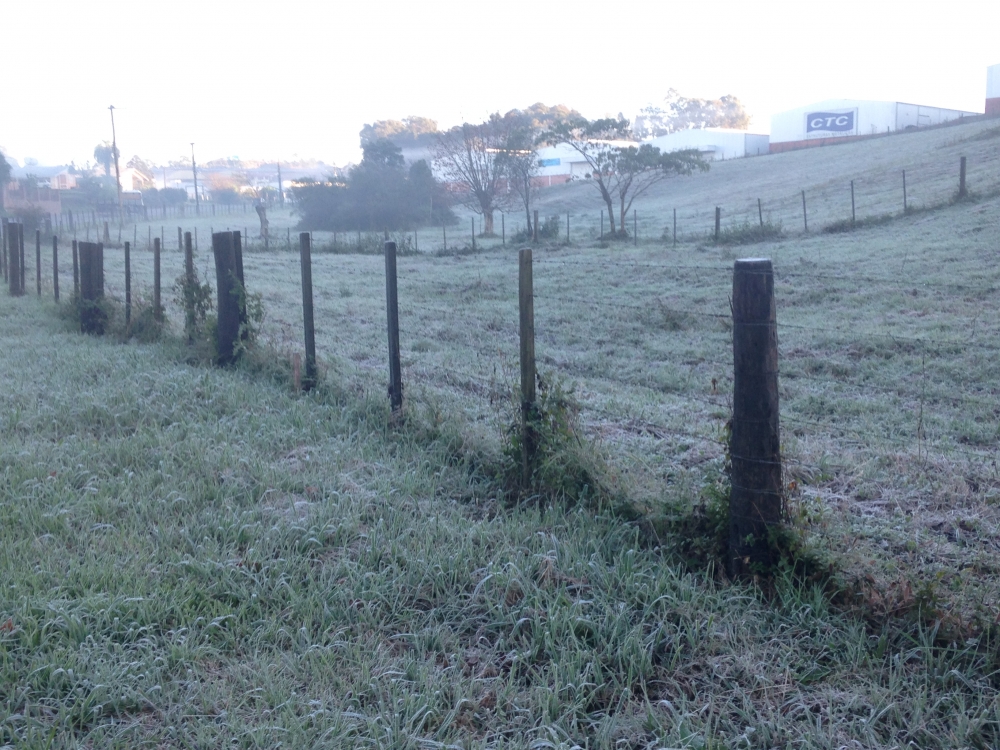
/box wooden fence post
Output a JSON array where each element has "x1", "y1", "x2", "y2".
[
  {"x1": 959, "y1": 156, "x2": 967, "y2": 198},
  {"x1": 801, "y1": 190, "x2": 808, "y2": 232},
  {"x1": 519, "y1": 248, "x2": 537, "y2": 490},
  {"x1": 634, "y1": 209, "x2": 637, "y2": 245},
  {"x1": 851, "y1": 180, "x2": 856, "y2": 227},
  {"x1": 178, "y1": 226, "x2": 183, "y2": 252},
  {"x1": 78, "y1": 241, "x2": 105, "y2": 335},
  {"x1": 72, "y1": 240, "x2": 79, "y2": 296},
  {"x1": 902, "y1": 170, "x2": 907, "y2": 212},
  {"x1": 672, "y1": 208, "x2": 676, "y2": 245},
  {"x1": 758, "y1": 198, "x2": 763, "y2": 227},
  {"x1": 299, "y1": 232, "x2": 317, "y2": 391},
  {"x1": 7, "y1": 223, "x2": 20, "y2": 296},
  {"x1": 35, "y1": 229, "x2": 41, "y2": 295},
  {"x1": 183, "y1": 231, "x2": 194, "y2": 341},
  {"x1": 714, "y1": 207, "x2": 721, "y2": 242},
  {"x1": 153, "y1": 237, "x2": 162, "y2": 321},
  {"x1": 730, "y1": 257, "x2": 782, "y2": 578},
  {"x1": 533, "y1": 210, "x2": 539, "y2": 243},
  {"x1": 124, "y1": 240, "x2": 131, "y2": 328},
  {"x1": 1, "y1": 219, "x2": 8, "y2": 282},
  {"x1": 52, "y1": 235, "x2": 59, "y2": 302},
  {"x1": 233, "y1": 230, "x2": 247, "y2": 333},
  {"x1": 566, "y1": 213, "x2": 569, "y2": 244},
  {"x1": 442, "y1": 225, "x2": 446, "y2": 251},
  {"x1": 601, "y1": 212, "x2": 604, "y2": 239},
  {"x1": 384, "y1": 240, "x2": 403, "y2": 415},
  {"x1": 102, "y1": 221, "x2": 110, "y2": 244},
  {"x1": 471, "y1": 217, "x2": 476, "y2": 250},
  {"x1": 212, "y1": 231, "x2": 241, "y2": 365},
  {"x1": 502, "y1": 213, "x2": 505, "y2": 246},
  {"x1": 19, "y1": 223, "x2": 25, "y2": 294}
]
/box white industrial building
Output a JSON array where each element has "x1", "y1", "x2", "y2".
[
  {"x1": 770, "y1": 99, "x2": 979, "y2": 152},
  {"x1": 646, "y1": 128, "x2": 769, "y2": 160},
  {"x1": 988, "y1": 63, "x2": 1000, "y2": 116}
]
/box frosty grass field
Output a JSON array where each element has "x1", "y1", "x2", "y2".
[{"x1": 2, "y1": 118, "x2": 1000, "y2": 747}]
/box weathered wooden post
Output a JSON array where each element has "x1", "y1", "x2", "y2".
[
  {"x1": 7, "y1": 223, "x2": 20, "y2": 295},
  {"x1": 471, "y1": 217, "x2": 476, "y2": 250},
  {"x1": 851, "y1": 180, "x2": 856, "y2": 227},
  {"x1": 902, "y1": 170, "x2": 907, "y2": 212},
  {"x1": 533, "y1": 210, "x2": 539, "y2": 243},
  {"x1": 78, "y1": 241, "x2": 106, "y2": 335},
  {"x1": 634, "y1": 209, "x2": 637, "y2": 245},
  {"x1": 72, "y1": 240, "x2": 79, "y2": 296},
  {"x1": 519, "y1": 248, "x2": 537, "y2": 490},
  {"x1": 384, "y1": 240, "x2": 403, "y2": 416},
  {"x1": 1, "y1": 219, "x2": 8, "y2": 281},
  {"x1": 18, "y1": 223, "x2": 25, "y2": 294},
  {"x1": 959, "y1": 156, "x2": 967, "y2": 198},
  {"x1": 124, "y1": 240, "x2": 131, "y2": 328},
  {"x1": 102, "y1": 221, "x2": 110, "y2": 244},
  {"x1": 566, "y1": 213, "x2": 570, "y2": 244},
  {"x1": 299, "y1": 232, "x2": 317, "y2": 391},
  {"x1": 502, "y1": 213, "x2": 505, "y2": 246},
  {"x1": 212, "y1": 231, "x2": 241, "y2": 366},
  {"x1": 801, "y1": 190, "x2": 808, "y2": 232},
  {"x1": 729, "y1": 258, "x2": 782, "y2": 578},
  {"x1": 177, "y1": 226, "x2": 183, "y2": 252},
  {"x1": 52, "y1": 236, "x2": 59, "y2": 302},
  {"x1": 153, "y1": 237, "x2": 162, "y2": 322},
  {"x1": 35, "y1": 229, "x2": 41, "y2": 295},
  {"x1": 758, "y1": 198, "x2": 763, "y2": 227},
  {"x1": 714, "y1": 207, "x2": 721, "y2": 242},
  {"x1": 233, "y1": 230, "x2": 247, "y2": 334},
  {"x1": 672, "y1": 208, "x2": 676, "y2": 245}
]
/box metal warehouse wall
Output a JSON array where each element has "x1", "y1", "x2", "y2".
[{"x1": 988, "y1": 64, "x2": 1000, "y2": 116}]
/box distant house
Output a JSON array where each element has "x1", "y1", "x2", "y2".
[
  {"x1": 645, "y1": 128, "x2": 770, "y2": 160},
  {"x1": 49, "y1": 170, "x2": 78, "y2": 190}
]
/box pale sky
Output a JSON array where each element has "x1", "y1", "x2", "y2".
[{"x1": 3, "y1": 0, "x2": 998, "y2": 168}]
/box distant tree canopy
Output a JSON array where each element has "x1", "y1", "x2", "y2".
[
  {"x1": 93, "y1": 142, "x2": 120, "y2": 176},
  {"x1": 359, "y1": 116, "x2": 439, "y2": 146},
  {"x1": 502, "y1": 102, "x2": 582, "y2": 131},
  {"x1": 634, "y1": 90, "x2": 751, "y2": 138},
  {"x1": 293, "y1": 139, "x2": 454, "y2": 232},
  {"x1": 126, "y1": 155, "x2": 156, "y2": 188}
]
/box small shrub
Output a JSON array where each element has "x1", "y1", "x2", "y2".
[
  {"x1": 510, "y1": 215, "x2": 561, "y2": 244},
  {"x1": 173, "y1": 267, "x2": 214, "y2": 344},
  {"x1": 716, "y1": 218, "x2": 784, "y2": 245}
]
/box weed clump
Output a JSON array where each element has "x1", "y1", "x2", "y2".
[
  {"x1": 511, "y1": 215, "x2": 562, "y2": 244},
  {"x1": 716, "y1": 218, "x2": 784, "y2": 245}
]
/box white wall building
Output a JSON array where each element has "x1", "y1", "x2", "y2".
[
  {"x1": 770, "y1": 99, "x2": 978, "y2": 152},
  {"x1": 988, "y1": 63, "x2": 1000, "y2": 116},
  {"x1": 646, "y1": 128, "x2": 769, "y2": 160}
]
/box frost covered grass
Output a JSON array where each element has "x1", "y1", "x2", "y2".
[{"x1": 3, "y1": 119, "x2": 1000, "y2": 746}]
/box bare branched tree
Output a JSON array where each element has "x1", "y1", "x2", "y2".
[
  {"x1": 541, "y1": 117, "x2": 708, "y2": 236},
  {"x1": 434, "y1": 114, "x2": 514, "y2": 235}
]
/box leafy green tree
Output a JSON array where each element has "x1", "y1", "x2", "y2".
[{"x1": 541, "y1": 116, "x2": 708, "y2": 236}]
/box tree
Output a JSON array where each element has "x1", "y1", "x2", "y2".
[
  {"x1": 126, "y1": 156, "x2": 156, "y2": 189},
  {"x1": 360, "y1": 116, "x2": 439, "y2": 146},
  {"x1": 634, "y1": 90, "x2": 751, "y2": 139},
  {"x1": 541, "y1": 116, "x2": 708, "y2": 236},
  {"x1": 93, "y1": 142, "x2": 119, "y2": 176},
  {"x1": 496, "y1": 115, "x2": 539, "y2": 237},
  {"x1": 434, "y1": 114, "x2": 515, "y2": 235},
  {"x1": 0, "y1": 151, "x2": 10, "y2": 187}
]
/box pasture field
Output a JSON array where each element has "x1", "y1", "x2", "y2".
[{"x1": 2, "y1": 120, "x2": 1000, "y2": 747}]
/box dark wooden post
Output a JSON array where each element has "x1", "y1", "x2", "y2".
[
  {"x1": 1, "y1": 219, "x2": 8, "y2": 282},
  {"x1": 72, "y1": 240, "x2": 79, "y2": 296},
  {"x1": 102, "y1": 221, "x2": 110, "y2": 244},
  {"x1": 850, "y1": 180, "x2": 856, "y2": 227},
  {"x1": 730, "y1": 257, "x2": 782, "y2": 578},
  {"x1": 502, "y1": 213, "x2": 505, "y2": 246},
  {"x1": 633, "y1": 209, "x2": 637, "y2": 245},
  {"x1": 78, "y1": 242, "x2": 106, "y2": 335},
  {"x1": 801, "y1": 190, "x2": 808, "y2": 232},
  {"x1": 519, "y1": 248, "x2": 537, "y2": 489},
  {"x1": 153, "y1": 237, "x2": 162, "y2": 321},
  {"x1": 52, "y1": 236, "x2": 59, "y2": 302},
  {"x1": 7, "y1": 223, "x2": 20, "y2": 296},
  {"x1": 471, "y1": 217, "x2": 476, "y2": 250},
  {"x1": 959, "y1": 156, "x2": 967, "y2": 198},
  {"x1": 442, "y1": 224, "x2": 446, "y2": 251},
  {"x1": 299, "y1": 232, "x2": 317, "y2": 391},
  {"x1": 533, "y1": 209, "x2": 539, "y2": 243},
  {"x1": 672, "y1": 208, "x2": 676, "y2": 245},
  {"x1": 35, "y1": 229, "x2": 41, "y2": 295},
  {"x1": 566, "y1": 213, "x2": 570, "y2": 244},
  {"x1": 758, "y1": 199, "x2": 763, "y2": 227},
  {"x1": 384, "y1": 240, "x2": 403, "y2": 415},
  {"x1": 902, "y1": 170, "x2": 907, "y2": 212},
  {"x1": 177, "y1": 226, "x2": 183, "y2": 252},
  {"x1": 182, "y1": 231, "x2": 194, "y2": 340},
  {"x1": 233, "y1": 230, "x2": 247, "y2": 333},
  {"x1": 601, "y1": 212, "x2": 604, "y2": 239},
  {"x1": 124, "y1": 240, "x2": 131, "y2": 328},
  {"x1": 212, "y1": 231, "x2": 241, "y2": 365},
  {"x1": 19, "y1": 223, "x2": 25, "y2": 294},
  {"x1": 714, "y1": 207, "x2": 721, "y2": 242}
]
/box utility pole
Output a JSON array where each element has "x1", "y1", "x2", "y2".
[
  {"x1": 277, "y1": 163, "x2": 284, "y2": 205},
  {"x1": 191, "y1": 143, "x2": 200, "y2": 216},
  {"x1": 109, "y1": 105, "x2": 123, "y2": 226}
]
